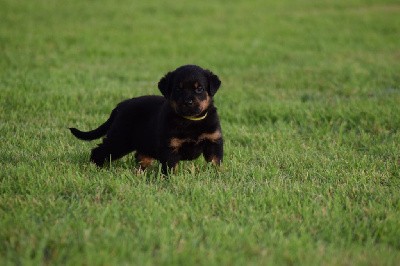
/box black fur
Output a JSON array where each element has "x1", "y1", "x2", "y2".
[{"x1": 70, "y1": 65, "x2": 223, "y2": 175}]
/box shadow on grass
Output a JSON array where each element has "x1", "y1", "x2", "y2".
[{"x1": 66, "y1": 150, "x2": 222, "y2": 184}]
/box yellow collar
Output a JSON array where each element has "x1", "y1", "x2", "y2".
[{"x1": 182, "y1": 112, "x2": 208, "y2": 121}]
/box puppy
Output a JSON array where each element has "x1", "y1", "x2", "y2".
[{"x1": 70, "y1": 65, "x2": 223, "y2": 175}]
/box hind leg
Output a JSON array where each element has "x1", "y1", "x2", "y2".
[{"x1": 90, "y1": 139, "x2": 133, "y2": 167}]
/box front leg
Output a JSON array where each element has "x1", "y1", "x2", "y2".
[
  {"x1": 203, "y1": 139, "x2": 223, "y2": 166},
  {"x1": 160, "y1": 151, "x2": 180, "y2": 176}
]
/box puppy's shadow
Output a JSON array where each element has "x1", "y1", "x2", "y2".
[
  {"x1": 66, "y1": 151, "x2": 167, "y2": 182},
  {"x1": 137, "y1": 167, "x2": 170, "y2": 184}
]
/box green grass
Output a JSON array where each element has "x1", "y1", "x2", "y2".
[{"x1": 1, "y1": 0, "x2": 400, "y2": 264}]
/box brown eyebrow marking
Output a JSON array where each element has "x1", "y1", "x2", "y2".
[{"x1": 194, "y1": 82, "x2": 199, "y2": 88}]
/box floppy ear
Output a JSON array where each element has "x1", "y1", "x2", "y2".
[
  {"x1": 158, "y1": 71, "x2": 174, "y2": 98},
  {"x1": 204, "y1": 70, "x2": 221, "y2": 96}
]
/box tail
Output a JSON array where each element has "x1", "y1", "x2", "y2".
[{"x1": 69, "y1": 109, "x2": 117, "y2": 141}]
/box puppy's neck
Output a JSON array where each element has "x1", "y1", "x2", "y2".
[{"x1": 181, "y1": 112, "x2": 208, "y2": 121}]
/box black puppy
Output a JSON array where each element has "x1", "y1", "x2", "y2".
[{"x1": 70, "y1": 65, "x2": 223, "y2": 175}]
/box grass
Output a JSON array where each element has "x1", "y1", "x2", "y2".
[{"x1": 1, "y1": 0, "x2": 400, "y2": 264}]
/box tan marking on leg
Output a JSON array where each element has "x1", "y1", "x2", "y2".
[
  {"x1": 210, "y1": 155, "x2": 221, "y2": 165},
  {"x1": 136, "y1": 153, "x2": 154, "y2": 169},
  {"x1": 139, "y1": 157, "x2": 154, "y2": 168}
]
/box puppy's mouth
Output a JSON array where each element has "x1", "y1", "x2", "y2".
[
  {"x1": 177, "y1": 106, "x2": 203, "y2": 117},
  {"x1": 170, "y1": 102, "x2": 202, "y2": 117}
]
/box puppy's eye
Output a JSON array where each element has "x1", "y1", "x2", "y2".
[{"x1": 195, "y1": 87, "x2": 204, "y2": 94}]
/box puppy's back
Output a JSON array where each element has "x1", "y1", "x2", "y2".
[{"x1": 107, "y1": 96, "x2": 166, "y2": 154}]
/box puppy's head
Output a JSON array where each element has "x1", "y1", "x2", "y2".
[{"x1": 158, "y1": 65, "x2": 221, "y2": 117}]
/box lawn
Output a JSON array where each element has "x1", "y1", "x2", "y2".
[{"x1": 1, "y1": 0, "x2": 400, "y2": 265}]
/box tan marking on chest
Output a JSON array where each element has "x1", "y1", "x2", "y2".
[
  {"x1": 199, "y1": 130, "x2": 222, "y2": 143},
  {"x1": 169, "y1": 130, "x2": 221, "y2": 153},
  {"x1": 169, "y1": 137, "x2": 190, "y2": 152}
]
